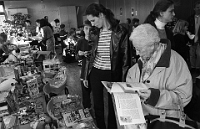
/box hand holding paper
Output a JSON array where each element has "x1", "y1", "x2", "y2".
[
  {"x1": 101, "y1": 81, "x2": 148, "y2": 93},
  {"x1": 138, "y1": 89, "x2": 151, "y2": 101}
]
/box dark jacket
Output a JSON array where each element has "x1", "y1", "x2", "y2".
[
  {"x1": 149, "y1": 22, "x2": 175, "y2": 50},
  {"x1": 173, "y1": 34, "x2": 190, "y2": 62},
  {"x1": 83, "y1": 24, "x2": 131, "y2": 82},
  {"x1": 187, "y1": 14, "x2": 195, "y2": 37},
  {"x1": 187, "y1": 14, "x2": 200, "y2": 45},
  {"x1": 75, "y1": 38, "x2": 92, "y2": 80}
]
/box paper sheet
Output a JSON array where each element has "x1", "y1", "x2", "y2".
[{"x1": 113, "y1": 93, "x2": 146, "y2": 125}]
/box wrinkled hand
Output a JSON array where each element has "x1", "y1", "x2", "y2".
[
  {"x1": 83, "y1": 80, "x2": 89, "y2": 88},
  {"x1": 138, "y1": 89, "x2": 151, "y2": 101}
]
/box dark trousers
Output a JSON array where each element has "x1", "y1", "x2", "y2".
[
  {"x1": 30, "y1": 40, "x2": 46, "y2": 51},
  {"x1": 81, "y1": 80, "x2": 91, "y2": 109},
  {"x1": 89, "y1": 67, "x2": 117, "y2": 129}
]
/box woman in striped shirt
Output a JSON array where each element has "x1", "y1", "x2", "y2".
[{"x1": 84, "y1": 3, "x2": 131, "y2": 129}]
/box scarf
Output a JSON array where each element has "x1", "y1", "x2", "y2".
[
  {"x1": 154, "y1": 18, "x2": 167, "y2": 30},
  {"x1": 140, "y1": 43, "x2": 167, "y2": 82}
]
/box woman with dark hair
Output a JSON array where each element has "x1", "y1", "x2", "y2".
[
  {"x1": 84, "y1": 3, "x2": 131, "y2": 129},
  {"x1": 144, "y1": 0, "x2": 175, "y2": 50},
  {"x1": 0, "y1": 33, "x2": 9, "y2": 63},
  {"x1": 39, "y1": 19, "x2": 55, "y2": 53},
  {"x1": 173, "y1": 20, "x2": 190, "y2": 63}
]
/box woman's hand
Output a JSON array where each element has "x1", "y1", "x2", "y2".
[
  {"x1": 83, "y1": 80, "x2": 89, "y2": 88},
  {"x1": 138, "y1": 89, "x2": 151, "y2": 101}
]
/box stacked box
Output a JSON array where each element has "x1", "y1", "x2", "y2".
[
  {"x1": 43, "y1": 59, "x2": 60, "y2": 73},
  {"x1": 0, "y1": 92, "x2": 9, "y2": 117},
  {"x1": 33, "y1": 93, "x2": 46, "y2": 114},
  {"x1": 26, "y1": 78, "x2": 39, "y2": 97},
  {"x1": 3, "y1": 115, "x2": 19, "y2": 129},
  {"x1": 62, "y1": 108, "x2": 96, "y2": 128}
]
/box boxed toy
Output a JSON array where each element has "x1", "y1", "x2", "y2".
[
  {"x1": 26, "y1": 78, "x2": 39, "y2": 97},
  {"x1": 62, "y1": 108, "x2": 98, "y2": 129}
]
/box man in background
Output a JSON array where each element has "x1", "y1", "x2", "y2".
[
  {"x1": 75, "y1": 20, "x2": 93, "y2": 110},
  {"x1": 51, "y1": 19, "x2": 60, "y2": 34},
  {"x1": 187, "y1": 1, "x2": 200, "y2": 73}
]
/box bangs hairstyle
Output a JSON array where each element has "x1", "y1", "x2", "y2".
[
  {"x1": 173, "y1": 20, "x2": 189, "y2": 35},
  {"x1": 129, "y1": 24, "x2": 160, "y2": 47}
]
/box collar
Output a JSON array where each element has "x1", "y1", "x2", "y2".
[
  {"x1": 154, "y1": 18, "x2": 167, "y2": 30},
  {"x1": 137, "y1": 39, "x2": 171, "y2": 68},
  {"x1": 155, "y1": 39, "x2": 171, "y2": 67},
  {"x1": 195, "y1": 15, "x2": 200, "y2": 18}
]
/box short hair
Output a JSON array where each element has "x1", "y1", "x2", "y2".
[
  {"x1": 129, "y1": 24, "x2": 160, "y2": 47},
  {"x1": 132, "y1": 18, "x2": 139, "y2": 23},
  {"x1": 60, "y1": 24, "x2": 65, "y2": 29},
  {"x1": 15, "y1": 48, "x2": 20, "y2": 53},
  {"x1": 84, "y1": 20, "x2": 92, "y2": 27},
  {"x1": 35, "y1": 19, "x2": 40, "y2": 23},
  {"x1": 44, "y1": 16, "x2": 48, "y2": 19},
  {"x1": 25, "y1": 20, "x2": 31, "y2": 24},
  {"x1": 54, "y1": 19, "x2": 60, "y2": 23},
  {"x1": 127, "y1": 18, "x2": 131, "y2": 24}
]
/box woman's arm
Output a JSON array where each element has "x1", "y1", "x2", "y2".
[{"x1": 121, "y1": 29, "x2": 131, "y2": 82}]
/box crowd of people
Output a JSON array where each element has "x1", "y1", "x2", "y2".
[
  {"x1": 77, "y1": 0, "x2": 199, "y2": 129},
  {"x1": 0, "y1": 0, "x2": 200, "y2": 128}
]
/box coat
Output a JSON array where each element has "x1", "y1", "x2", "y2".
[
  {"x1": 187, "y1": 14, "x2": 200, "y2": 45},
  {"x1": 126, "y1": 40, "x2": 192, "y2": 118},
  {"x1": 75, "y1": 38, "x2": 91, "y2": 80},
  {"x1": 83, "y1": 23, "x2": 131, "y2": 82}
]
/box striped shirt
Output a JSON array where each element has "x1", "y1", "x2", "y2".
[{"x1": 93, "y1": 30, "x2": 112, "y2": 70}]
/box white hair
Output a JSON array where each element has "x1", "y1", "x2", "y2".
[{"x1": 129, "y1": 24, "x2": 160, "y2": 47}]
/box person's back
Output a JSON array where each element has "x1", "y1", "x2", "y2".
[
  {"x1": 42, "y1": 26, "x2": 54, "y2": 39},
  {"x1": 41, "y1": 22, "x2": 55, "y2": 53}
]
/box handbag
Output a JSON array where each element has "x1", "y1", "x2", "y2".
[{"x1": 146, "y1": 97, "x2": 198, "y2": 129}]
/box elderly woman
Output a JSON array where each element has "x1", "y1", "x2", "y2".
[{"x1": 127, "y1": 24, "x2": 192, "y2": 119}]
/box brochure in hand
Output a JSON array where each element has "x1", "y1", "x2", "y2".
[
  {"x1": 101, "y1": 81, "x2": 147, "y2": 126},
  {"x1": 101, "y1": 81, "x2": 148, "y2": 93}
]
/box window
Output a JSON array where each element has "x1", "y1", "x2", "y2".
[{"x1": 0, "y1": 5, "x2": 4, "y2": 12}]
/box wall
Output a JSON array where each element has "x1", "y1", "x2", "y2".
[
  {"x1": 4, "y1": 0, "x2": 98, "y2": 29},
  {"x1": 99, "y1": 0, "x2": 156, "y2": 23},
  {"x1": 99, "y1": 0, "x2": 198, "y2": 24}
]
